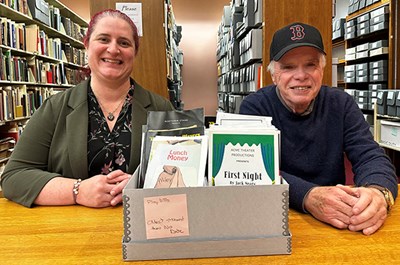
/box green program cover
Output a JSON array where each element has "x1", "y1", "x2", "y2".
[{"x1": 209, "y1": 131, "x2": 280, "y2": 186}]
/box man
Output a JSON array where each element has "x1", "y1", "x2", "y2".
[{"x1": 239, "y1": 22, "x2": 397, "y2": 235}]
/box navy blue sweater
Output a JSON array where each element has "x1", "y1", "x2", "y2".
[{"x1": 240, "y1": 85, "x2": 398, "y2": 212}]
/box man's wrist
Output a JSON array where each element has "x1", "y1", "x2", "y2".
[
  {"x1": 303, "y1": 186, "x2": 318, "y2": 213},
  {"x1": 367, "y1": 185, "x2": 394, "y2": 213}
]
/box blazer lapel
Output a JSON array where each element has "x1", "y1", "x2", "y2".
[
  {"x1": 128, "y1": 81, "x2": 151, "y2": 173},
  {"x1": 66, "y1": 80, "x2": 89, "y2": 179}
]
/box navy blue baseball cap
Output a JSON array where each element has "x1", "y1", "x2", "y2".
[{"x1": 270, "y1": 22, "x2": 326, "y2": 61}]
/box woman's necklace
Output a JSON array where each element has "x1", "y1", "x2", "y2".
[{"x1": 98, "y1": 96, "x2": 126, "y2": 121}]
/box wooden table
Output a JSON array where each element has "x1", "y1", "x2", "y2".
[{"x1": 0, "y1": 197, "x2": 399, "y2": 265}]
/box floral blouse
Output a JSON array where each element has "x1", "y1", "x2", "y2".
[{"x1": 87, "y1": 84, "x2": 134, "y2": 177}]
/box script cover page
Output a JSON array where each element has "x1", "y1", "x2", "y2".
[
  {"x1": 209, "y1": 130, "x2": 280, "y2": 186},
  {"x1": 144, "y1": 135, "x2": 208, "y2": 188}
]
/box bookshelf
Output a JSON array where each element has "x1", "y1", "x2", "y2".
[
  {"x1": 333, "y1": 0, "x2": 400, "y2": 172},
  {"x1": 165, "y1": 0, "x2": 184, "y2": 110},
  {"x1": 331, "y1": 0, "x2": 400, "y2": 114},
  {"x1": 332, "y1": 38, "x2": 346, "y2": 88},
  {"x1": 0, "y1": 0, "x2": 88, "y2": 168},
  {"x1": 216, "y1": 0, "x2": 263, "y2": 113},
  {"x1": 342, "y1": 1, "x2": 394, "y2": 113},
  {"x1": 373, "y1": 100, "x2": 400, "y2": 173}
]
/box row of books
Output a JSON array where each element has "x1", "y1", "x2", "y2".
[
  {"x1": 140, "y1": 109, "x2": 281, "y2": 189},
  {"x1": 1, "y1": 18, "x2": 87, "y2": 65},
  {"x1": 0, "y1": 136, "x2": 15, "y2": 162},
  {"x1": 0, "y1": 135, "x2": 16, "y2": 177},
  {"x1": 0, "y1": 50, "x2": 29, "y2": 82},
  {"x1": 0, "y1": 17, "x2": 26, "y2": 50},
  {"x1": 62, "y1": 42, "x2": 86, "y2": 66},
  {"x1": 48, "y1": 2, "x2": 62, "y2": 31},
  {"x1": 2, "y1": 0, "x2": 87, "y2": 41},
  {"x1": 1, "y1": 48, "x2": 86, "y2": 85},
  {"x1": 64, "y1": 67, "x2": 86, "y2": 85},
  {"x1": 0, "y1": 85, "x2": 54, "y2": 122},
  {"x1": 29, "y1": 58, "x2": 63, "y2": 84},
  {"x1": 61, "y1": 16, "x2": 86, "y2": 42},
  {"x1": 1, "y1": 0, "x2": 29, "y2": 16}
]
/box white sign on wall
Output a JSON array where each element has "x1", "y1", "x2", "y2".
[{"x1": 116, "y1": 3, "x2": 143, "y2": 36}]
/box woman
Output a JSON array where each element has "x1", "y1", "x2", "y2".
[{"x1": 0, "y1": 9, "x2": 174, "y2": 208}]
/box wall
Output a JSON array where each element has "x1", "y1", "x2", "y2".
[
  {"x1": 263, "y1": 1, "x2": 332, "y2": 87},
  {"x1": 59, "y1": 0, "x2": 90, "y2": 22},
  {"x1": 171, "y1": 0, "x2": 230, "y2": 116}
]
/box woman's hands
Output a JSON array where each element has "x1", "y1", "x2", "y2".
[{"x1": 75, "y1": 170, "x2": 131, "y2": 207}]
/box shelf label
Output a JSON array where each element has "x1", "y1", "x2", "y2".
[{"x1": 116, "y1": 3, "x2": 143, "y2": 37}]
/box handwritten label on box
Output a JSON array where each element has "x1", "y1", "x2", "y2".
[{"x1": 143, "y1": 194, "x2": 190, "y2": 240}]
